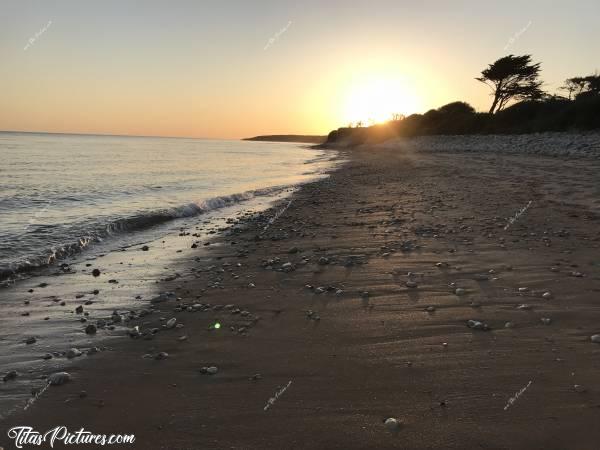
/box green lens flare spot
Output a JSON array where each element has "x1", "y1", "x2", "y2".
[{"x1": 214, "y1": 322, "x2": 221, "y2": 329}]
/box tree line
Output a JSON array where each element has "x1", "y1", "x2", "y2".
[{"x1": 326, "y1": 55, "x2": 600, "y2": 145}]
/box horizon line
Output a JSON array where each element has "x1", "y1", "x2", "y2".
[{"x1": 0, "y1": 129, "x2": 237, "y2": 141}]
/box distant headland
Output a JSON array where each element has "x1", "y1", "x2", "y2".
[{"x1": 243, "y1": 135, "x2": 327, "y2": 144}]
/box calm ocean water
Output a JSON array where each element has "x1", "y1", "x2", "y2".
[{"x1": 0, "y1": 132, "x2": 332, "y2": 281}]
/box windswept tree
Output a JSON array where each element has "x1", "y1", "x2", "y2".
[
  {"x1": 477, "y1": 55, "x2": 544, "y2": 114},
  {"x1": 561, "y1": 74, "x2": 600, "y2": 100}
]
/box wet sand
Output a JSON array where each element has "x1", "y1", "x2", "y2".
[{"x1": 3, "y1": 146, "x2": 600, "y2": 450}]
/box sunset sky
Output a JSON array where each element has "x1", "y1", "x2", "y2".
[{"x1": 1, "y1": 0, "x2": 599, "y2": 139}]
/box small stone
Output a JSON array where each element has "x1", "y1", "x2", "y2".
[
  {"x1": 75, "y1": 305, "x2": 84, "y2": 314},
  {"x1": 3, "y1": 370, "x2": 18, "y2": 382},
  {"x1": 467, "y1": 320, "x2": 489, "y2": 331},
  {"x1": 25, "y1": 337, "x2": 37, "y2": 345},
  {"x1": 154, "y1": 352, "x2": 169, "y2": 360},
  {"x1": 405, "y1": 280, "x2": 418, "y2": 288},
  {"x1": 127, "y1": 327, "x2": 141, "y2": 338},
  {"x1": 281, "y1": 262, "x2": 294, "y2": 273},
  {"x1": 426, "y1": 306, "x2": 436, "y2": 312},
  {"x1": 540, "y1": 318, "x2": 552, "y2": 325},
  {"x1": 166, "y1": 318, "x2": 177, "y2": 329},
  {"x1": 206, "y1": 366, "x2": 218, "y2": 375},
  {"x1": 454, "y1": 288, "x2": 466, "y2": 296},
  {"x1": 591, "y1": 334, "x2": 600, "y2": 344},
  {"x1": 141, "y1": 245, "x2": 149, "y2": 251},
  {"x1": 92, "y1": 269, "x2": 101, "y2": 277},
  {"x1": 542, "y1": 292, "x2": 552, "y2": 299},
  {"x1": 384, "y1": 417, "x2": 401, "y2": 431},
  {"x1": 42, "y1": 353, "x2": 53, "y2": 360},
  {"x1": 66, "y1": 348, "x2": 82, "y2": 359},
  {"x1": 517, "y1": 304, "x2": 532, "y2": 310},
  {"x1": 504, "y1": 322, "x2": 514, "y2": 329},
  {"x1": 48, "y1": 372, "x2": 71, "y2": 386},
  {"x1": 85, "y1": 324, "x2": 97, "y2": 334},
  {"x1": 573, "y1": 384, "x2": 587, "y2": 393},
  {"x1": 518, "y1": 287, "x2": 529, "y2": 293}
]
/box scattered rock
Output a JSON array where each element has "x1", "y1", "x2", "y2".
[
  {"x1": 200, "y1": 366, "x2": 218, "y2": 375},
  {"x1": 384, "y1": 417, "x2": 401, "y2": 432},
  {"x1": 3, "y1": 370, "x2": 17, "y2": 382},
  {"x1": 141, "y1": 245, "x2": 150, "y2": 251},
  {"x1": 92, "y1": 269, "x2": 101, "y2": 277},
  {"x1": 405, "y1": 280, "x2": 418, "y2": 288},
  {"x1": 48, "y1": 372, "x2": 71, "y2": 386},
  {"x1": 573, "y1": 384, "x2": 587, "y2": 393},
  {"x1": 454, "y1": 288, "x2": 466, "y2": 296},
  {"x1": 85, "y1": 324, "x2": 97, "y2": 334},
  {"x1": 66, "y1": 348, "x2": 83, "y2": 359},
  {"x1": 281, "y1": 262, "x2": 295, "y2": 273},
  {"x1": 591, "y1": 334, "x2": 600, "y2": 344},
  {"x1": 155, "y1": 352, "x2": 169, "y2": 360},
  {"x1": 467, "y1": 320, "x2": 490, "y2": 331},
  {"x1": 166, "y1": 318, "x2": 177, "y2": 329},
  {"x1": 75, "y1": 305, "x2": 84, "y2": 314},
  {"x1": 542, "y1": 292, "x2": 552, "y2": 299}
]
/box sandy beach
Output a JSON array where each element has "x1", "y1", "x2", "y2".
[{"x1": 3, "y1": 144, "x2": 600, "y2": 450}]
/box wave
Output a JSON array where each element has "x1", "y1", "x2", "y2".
[{"x1": 0, "y1": 186, "x2": 287, "y2": 282}]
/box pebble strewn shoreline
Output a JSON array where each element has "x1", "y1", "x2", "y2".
[{"x1": 377, "y1": 132, "x2": 600, "y2": 158}]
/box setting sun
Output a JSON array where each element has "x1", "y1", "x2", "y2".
[{"x1": 342, "y1": 77, "x2": 422, "y2": 126}]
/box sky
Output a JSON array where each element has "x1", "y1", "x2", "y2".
[{"x1": 1, "y1": 0, "x2": 599, "y2": 139}]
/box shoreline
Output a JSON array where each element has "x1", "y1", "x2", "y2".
[{"x1": 3, "y1": 145, "x2": 600, "y2": 449}]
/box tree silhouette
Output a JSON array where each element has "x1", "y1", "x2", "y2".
[
  {"x1": 561, "y1": 74, "x2": 600, "y2": 100},
  {"x1": 477, "y1": 55, "x2": 544, "y2": 114}
]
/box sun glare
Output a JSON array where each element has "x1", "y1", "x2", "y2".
[{"x1": 342, "y1": 77, "x2": 421, "y2": 126}]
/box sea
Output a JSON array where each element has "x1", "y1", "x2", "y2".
[{"x1": 0, "y1": 131, "x2": 337, "y2": 419}]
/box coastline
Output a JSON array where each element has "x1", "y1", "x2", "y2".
[{"x1": 3, "y1": 145, "x2": 600, "y2": 449}]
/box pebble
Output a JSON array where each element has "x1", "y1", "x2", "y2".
[
  {"x1": 92, "y1": 269, "x2": 101, "y2": 277},
  {"x1": 425, "y1": 306, "x2": 436, "y2": 312},
  {"x1": 281, "y1": 262, "x2": 294, "y2": 272},
  {"x1": 48, "y1": 372, "x2": 71, "y2": 386},
  {"x1": 467, "y1": 320, "x2": 490, "y2": 331},
  {"x1": 540, "y1": 318, "x2": 552, "y2": 325},
  {"x1": 166, "y1": 318, "x2": 177, "y2": 329},
  {"x1": 591, "y1": 335, "x2": 600, "y2": 343},
  {"x1": 42, "y1": 353, "x2": 53, "y2": 360},
  {"x1": 155, "y1": 352, "x2": 169, "y2": 360},
  {"x1": 573, "y1": 384, "x2": 587, "y2": 393},
  {"x1": 85, "y1": 324, "x2": 97, "y2": 334},
  {"x1": 454, "y1": 288, "x2": 466, "y2": 296},
  {"x1": 405, "y1": 280, "x2": 418, "y2": 288},
  {"x1": 384, "y1": 417, "x2": 401, "y2": 431},
  {"x1": 542, "y1": 292, "x2": 552, "y2": 299},
  {"x1": 75, "y1": 305, "x2": 84, "y2": 314},
  {"x1": 66, "y1": 348, "x2": 83, "y2": 359},
  {"x1": 504, "y1": 322, "x2": 514, "y2": 328},
  {"x1": 200, "y1": 366, "x2": 218, "y2": 375},
  {"x1": 3, "y1": 370, "x2": 18, "y2": 382},
  {"x1": 25, "y1": 337, "x2": 37, "y2": 345}
]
